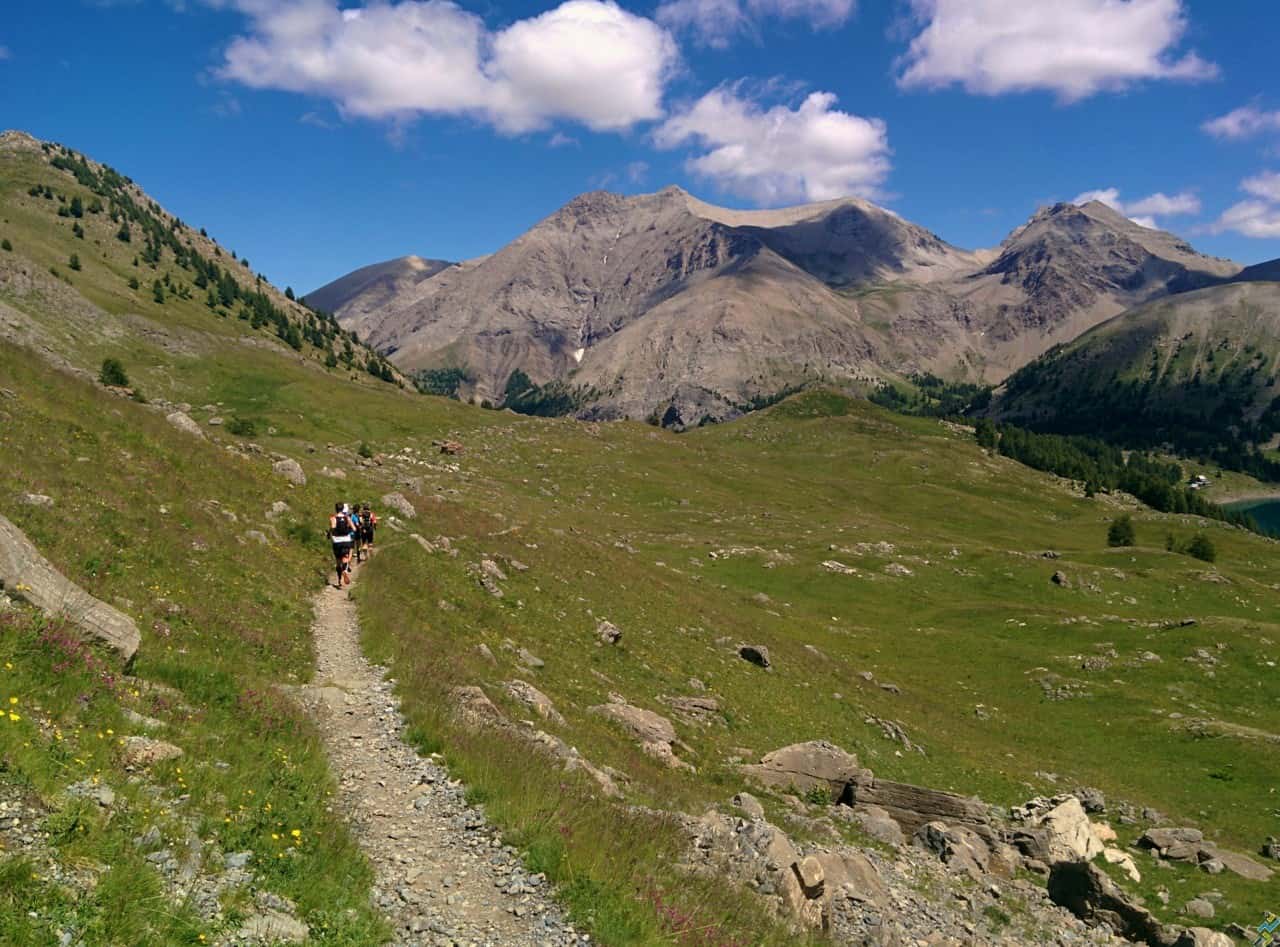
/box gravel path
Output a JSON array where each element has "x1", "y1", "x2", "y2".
[{"x1": 296, "y1": 563, "x2": 584, "y2": 947}]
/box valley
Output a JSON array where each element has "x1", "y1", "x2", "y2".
[{"x1": 0, "y1": 131, "x2": 1277, "y2": 947}]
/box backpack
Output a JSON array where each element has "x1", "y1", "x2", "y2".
[{"x1": 331, "y1": 512, "x2": 351, "y2": 538}]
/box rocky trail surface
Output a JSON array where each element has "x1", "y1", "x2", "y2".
[{"x1": 294, "y1": 559, "x2": 585, "y2": 947}]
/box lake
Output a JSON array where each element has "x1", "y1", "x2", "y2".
[{"x1": 1226, "y1": 498, "x2": 1280, "y2": 537}]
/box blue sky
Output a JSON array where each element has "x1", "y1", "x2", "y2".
[{"x1": 4, "y1": 0, "x2": 1280, "y2": 293}]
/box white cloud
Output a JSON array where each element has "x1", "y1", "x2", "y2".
[
  {"x1": 217, "y1": 0, "x2": 678, "y2": 134},
  {"x1": 0, "y1": 46, "x2": 9, "y2": 61},
  {"x1": 1241, "y1": 171, "x2": 1280, "y2": 203},
  {"x1": 1210, "y1": 201, "x2": 1280, "y2": 239},
  {"x1": 656, "y1": 0, "x2": 854, "y2": 48},
  {"x1": 1210, "y1": 172, "x2": 1280, "y2": 239},
  {"x1": 626, "y1": 160, "x2": 650, "y2": 183},
  {"x1": 1202, "y1": 104, "x2": 1280, "y2": 141},
  {"x1": 1073, "y1": 187, "x2": 1200, "y2": 226},
  {"x1": 655, "y1": 84, "x2": 890, "y2": 204},
  {"x1": 548, "y1": 132, "x2": 579, "y2": 148},
  {"x1": 897, "y1": 0, "x2": 1217, "y2": 102}
]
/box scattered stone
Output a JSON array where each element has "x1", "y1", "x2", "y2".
[
  {"x1": 595, "y1": 619, "x2": 623, "y2": 645},
  {"x1": 737, "y1": 643, "x2": 771, "y2": 669},
  {"x1": 121, "y1": 736, "x2": 184, "y2": 768},
  {"x1": 883, "y1": 562, "x2": 913, "y2": 577},
  {"x1": 238, "y1": 910, "x2": 310, "y2": 944},
  {"x1": 244, "y1": 530, "x2": 269, "y2": 545},
  {"x1": 381, "y1": 492, "x2": 416, "y2": 519},
  {"x1": 272, "y1": 458, "x2": 306, "y2": 486},
  {"x1": 516, "y1": 647, "x2": 544, "y2": 669},
  {"x1": 16, "y1": 493, "x2": 53, "y2": 508},
  {"x1": 1051, "y1": 571, "x2": 1071, "y2": 588},
  {"x1": 589, "y1": 696, "x2": 688, "y2": 769},
  {"x1": 449, "y1": 685, "x2": 505, "y2": 729},
  {"x1": 504, "y1": 680, "x2": 564, "y2": 725},
  {"x1": 165, "y1": 411, "x2": 205, "y2": 439},
  {"x1": 319, "y1": 466, "x2": 347, "y2": 479},
  {"x1": 1183, "y1": 898, "x2": 1214, "y2": 919},
  {"x1": 1074, "y1": 786, "x2": 1106, "y2": 813}
]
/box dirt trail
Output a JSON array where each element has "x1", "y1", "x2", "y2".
[{"x1": 295, "y1": 562, "x2": 582, "y2": 947}]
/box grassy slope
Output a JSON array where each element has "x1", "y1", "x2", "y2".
[
  {"x1": 0, "y1": 341, "x2": 389, "y2": 945},
  {"x1": 355, "y1": 391, "x2": 1279, "y2": 937},
  {"x1": 2, "y1": 132, "x2": 1277, "y2": 943},
  {"x1": 996, "y1": 282, "x2": 1280, "y2": 432}
]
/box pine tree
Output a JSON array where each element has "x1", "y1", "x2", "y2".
[
  {"x1": 1187, "y1": 534, "x2": 1217, "y2": 563},
  {"x1": 72, "y1": 222, "x2": 84, "y2": 239},
  {"x1": 0, "y1": 238, "x2": 11, "y2": 252},
  {"x1": 99, "y1": 358, "x2": 129, "y2": 387},
  {"x1": 69, "y1": 196, "x2": 84, "y2": 218},
  {"x1": 116, "y1": 221, "x2": 131, "y2": 243},
  {"x1": 68, "y1": 253, "x2": 82, "y2": 272},
  {"x1": 152, "y1": 280, "x2": 165, "y2": 304},
  {"x1": 128, "y1": 277, "x2": 140, "y2": 290},
  {"x1": 1107, "y1": 515, "x2": 1135, "y2": 547},
  {"x1": 285, "y1": 286, "x2": 295, "y2": 301}
]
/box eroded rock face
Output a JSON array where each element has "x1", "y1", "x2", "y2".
[
  {"x1": 849, "y1": 773, "x2": 993, "y2": 841},
  {"x1": 685, "y1": 809, "x2": 889, "y2": 934},
  {"x1": 740, "y1": 741, "x2": 860, "y2": 801},
  {"x1": 914, "y1": 821, "x2": 991, "y2": 882},
  {"x1": 0, "y1": 513, "x2": 140, "y2": 665},
  {"x1": 1048, "y1": 861, "x2": 1174, "y2": 947}
]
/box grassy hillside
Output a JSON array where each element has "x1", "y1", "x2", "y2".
[
  {"x1": 354, "y1": 391, "x2": 1279, "y2": 938},
  {"x1": 2, "y1": 129, "x2": 1277, "y2": 945},
  {"x1": 995, "y1": 282, "x2": 1280, "y2": 480}
]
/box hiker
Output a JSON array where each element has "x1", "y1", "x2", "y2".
[
  {"x1": 360, "y1": 502, "x2": 377, "y2": 554},
  {"x1": 349, "y1": 503, "x2": 364, "y2": 563},
  {"x1": 329, "y1": 502, "x2": 355, "y2": 587}
]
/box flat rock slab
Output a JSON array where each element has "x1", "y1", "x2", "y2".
[{"x1": 0, "y1": 513, "x2": 139, "y2": 664}]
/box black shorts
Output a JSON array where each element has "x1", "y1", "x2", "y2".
[
  {"x1": 332, "y1": 541, "x2": 352, "y2": 563},
  {"x1": 361, "y1": 526, "x2": 375, "y2": 544}
]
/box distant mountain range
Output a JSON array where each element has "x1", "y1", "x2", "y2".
[{"x1": 309, "y1": 186, "x2": 1264, "y2": 428}]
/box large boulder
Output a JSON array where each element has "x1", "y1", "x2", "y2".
[
  {"x1": 1037, "y1": 797, "x2": 1104, "y2": 863},
  {"x1": 740, "y1": 741, "x2": 860, "y2": 801},
  {"x1": 0, "y1": 514, "x2": 140, "y2": 665},
  {"x1": 1048, "y1": 861, "x2": 1176, "y2": 947}
]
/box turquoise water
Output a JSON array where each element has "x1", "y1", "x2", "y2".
[{"x1": 1226, "y1": 498, "x2": 1280, "y2": 537}]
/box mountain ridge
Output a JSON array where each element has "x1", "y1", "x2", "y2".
[{"x1": 311, "y1": 185, "x2": 1243, "y2": 427}]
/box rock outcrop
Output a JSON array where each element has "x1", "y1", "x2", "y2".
[
  {"x1": 740, "y1": 741, "x2": 860, "y2": 802},
  {"x1": 0, "y1": 513, "x2": 140, "y2": 664}
]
